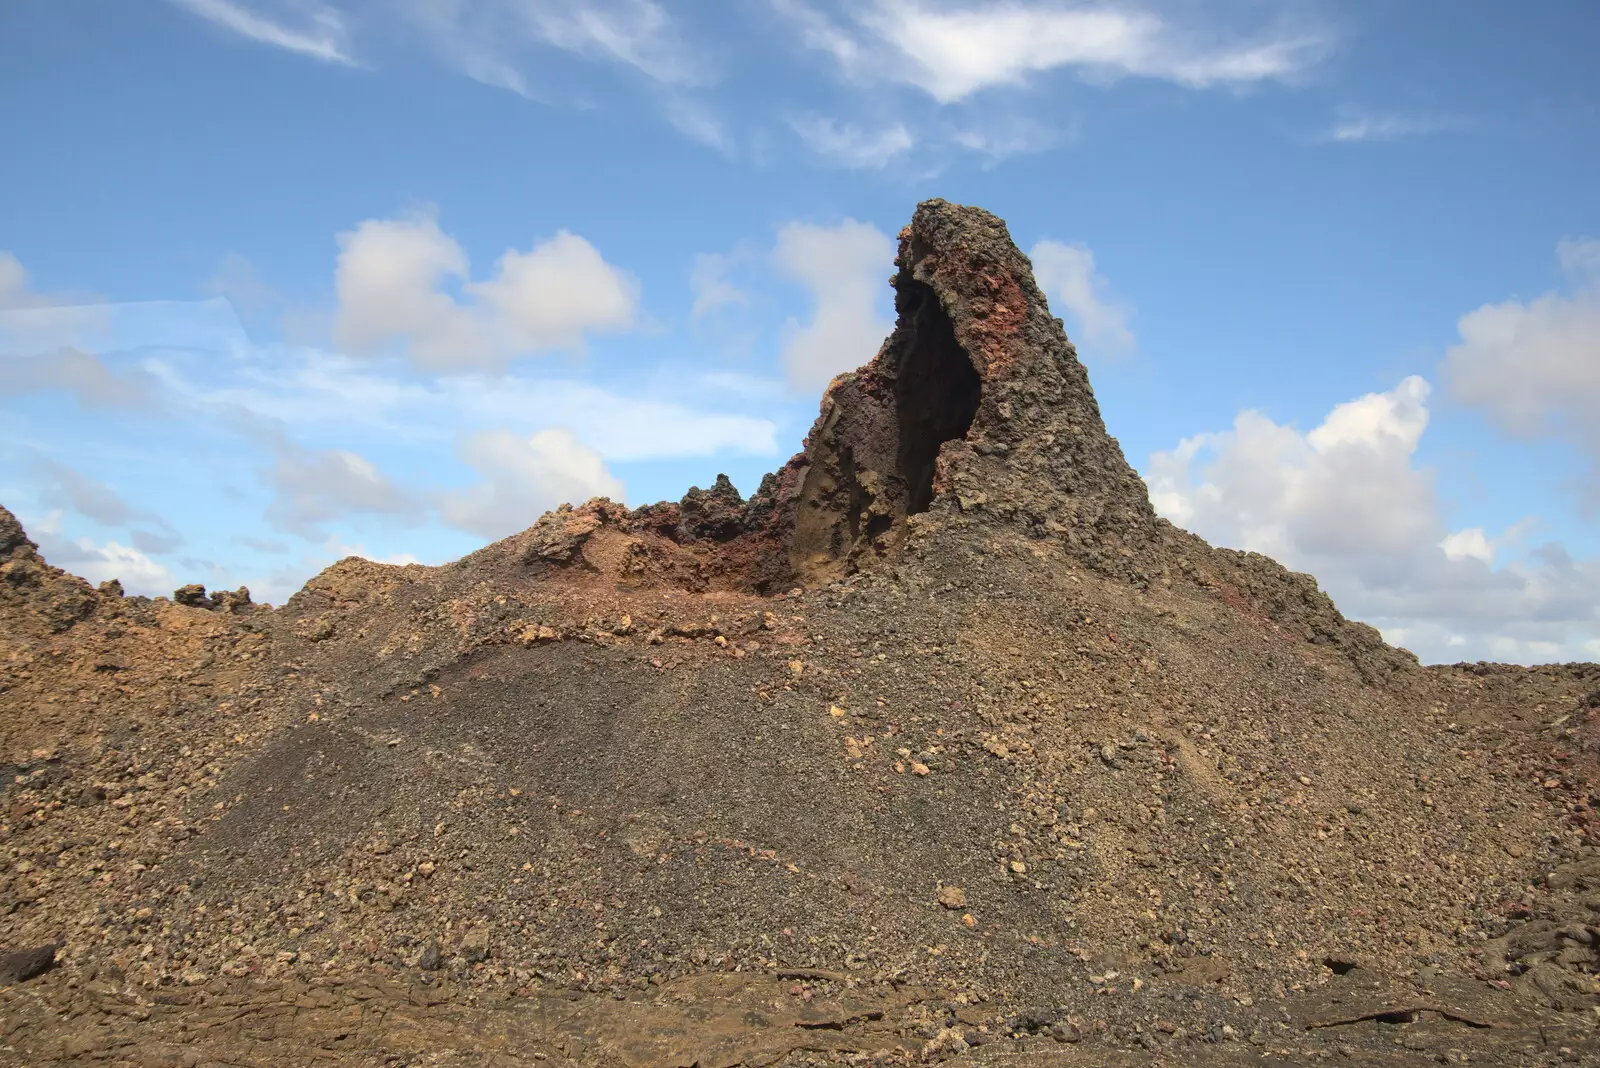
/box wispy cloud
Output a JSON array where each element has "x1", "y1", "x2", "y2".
[
  {"x1": 790, "y1": 114, "x2": 914, "y2": 168},
  {"x1": 950, "y1": 115, "x2": 1066, "y2": 166},
  {"x1": 403, "y1": 0, "x2": 709, "y2": 96},
  {"x1": 172, "y1": 0, "x2": 355, "y2": 65},
  {"x1": 1318, "y1": 111, "x2": 1468, "y2": 144},
  {"x1": 778, "y1": 0, "x2": 1324, "y2": 103},
  {"x1": 664, "y1": 98, "x2": 738, "y2": 156},
  {"x1": 171, "y1": 1, "x2": 1326, "y2": 166},
  {"x1": 141, "y1": 341, "x2": 781, "y2": 464},
  {"x1": 514, "y1": 0, "x2": 708, "y2": 85},
  {"x1": 689, "y1": 253, "x2": 749, "y2": 318}
]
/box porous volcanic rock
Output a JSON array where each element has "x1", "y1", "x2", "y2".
[
  {"x1": 0, "y1": 504, "x2": 101, "y2": 636},
  {"x1": 1, "y1": 201, "x2": 1597, "y2": 1066},
  {"x1": 473, "y1": 200, "x2": 1164, "y2": 598},
  {"x1": 775, "y1": 199, "x2": 1161, "y2": 585}
]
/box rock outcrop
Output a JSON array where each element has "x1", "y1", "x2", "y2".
[
  {"x1": 0, "y1": 504, "x2": 102, "y2": 636},
  {"x1": 490, "y1": 199, "x2": 1161, "y2": 597},
  {"x1": 780, "y1": 199, "x2": 1159, "y2": 583}
]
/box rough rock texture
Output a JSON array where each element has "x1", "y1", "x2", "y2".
[
  {"x1": 478, "y1": 200, "x2": 1164, "y2": 597},
  {"x1": 775, "y1": 200, "x2": 1157, "y2": 585},
  {"x1": 0, "y1": 942, "x2": 57, "y2": 985},
  {"x1": 1, "y1": 201, "x2": 1597, "y2": 1066},
  {"x1": 785, "y1": 200, "x2": 1160, "y2": 581},
  {"x1": 0, "y1": 505, "x2": 100, "y2": 637}
]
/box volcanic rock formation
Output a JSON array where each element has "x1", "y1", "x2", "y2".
[
  {"x1": 511, "y1": 200, "x2": 1162, "y2": 597},
  {"x1": 1, "y1": 201, "x2": 1598, "y2": 1066}
]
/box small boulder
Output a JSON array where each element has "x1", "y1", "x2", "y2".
[
  {"x1": 458, "y1": 926, "x2": 490, "y2": 964},
  {"x1": 213, "y1": 586, "x2": 252, "y2": 612},
  {"x1": 173, "y1": 583, "x2": 212, "y2": 608},
  {"x1": 0, "y1": 942, "x2": 60, "y2": 985}
]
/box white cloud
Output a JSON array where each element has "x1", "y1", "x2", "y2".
[
  {"x1": 773, "y1": 219, "x2": 896, "y2": 391},
  {"x1": 172, "y1": 0, "x2": 354, "y2": 65},
  {"x1": 781, "y1": 0, "x2": 1321, "y2": 103},
  {"x1": 332, "y1": 213, "x2": 483, "y2": 367},
  {"x1": 1149, "y1": 377, "x2": 1436, "y2": 562},
  {"x1": 438, "y1": 428, "x2": 624, "y2": 539},
  {"x1": 332, "y1": 211, "x2": 637, "y2": 371},
  {"x1": 1147, "y1": 376, "x2": 1600, "y2": 664},
  {"x1": 1029, "y1": 240, "x2": 1135, "y2": 354},
  {"x1": 1439, "y1": 528, "x2": 1493, "y2": 565},
  {"x1": 789, "y1": 115, "x2": 914, "y2": 168},
  {"x1": 468, "y1": 232, "x2": 638, "y2": 351},
  {"x1": 1442, "y1": 238, "x2": 1600, "y2": 504},
  {"x1": 409, "y1": 5, "x2": 537, "y2": 100},
  {"x1": 118, "y1": 326, "x2": 771, "y2": 534},
  {"x1": 1306, "y1": 375, "x2": 1429, "y2": 453},
  {"x1": 180, "y1": 1, "x2": 1315, "y2": 162}
]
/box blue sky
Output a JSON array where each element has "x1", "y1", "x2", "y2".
[{"x1": 1, "y1": 0, "x2": 1597, "y2": 664}]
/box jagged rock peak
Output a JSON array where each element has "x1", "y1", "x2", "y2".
[
  {"x1": 0, "y1": 505, "x2": 104, "y2": 634},
  {"x1": 0, "y1": 504, "x2": 35, "y2": 557},
  {"x1": 474, "y1": 200, "x2": 1164, "y2": 595},
  {"x1": 783, "y1": 198, "x2": 1159, "y2": 581}
]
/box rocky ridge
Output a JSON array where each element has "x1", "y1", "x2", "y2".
[{"x1": 1, "y1": 200, "x2": 1597, "y2": 1066}]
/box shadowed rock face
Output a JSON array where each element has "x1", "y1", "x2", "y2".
[
  {"x1": 781, "y1": 199, "x2": 1157, "y2": 584},
  {"x1": 782, "y1": 270, "x2": 986, "y2": 581}
]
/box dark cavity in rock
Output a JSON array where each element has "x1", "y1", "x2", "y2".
[{"x1": 894, "y1": 279, "x2": 982, "y2": 517}]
